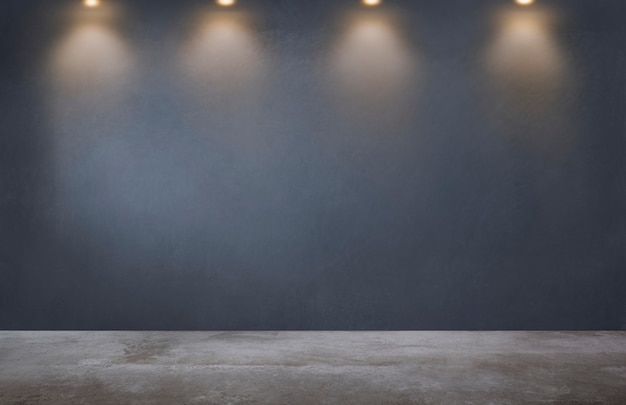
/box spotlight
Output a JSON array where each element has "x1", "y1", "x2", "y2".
[
  {"x1": 362, "y1": 0, "x2": 382, "y2": 7},
  {"x1": 84, "y1": 0, "x2": 100, "y2": 7},
  {"x1": 515, "y1": 0, "x2": 535, "y2": 6},
  {"x1": 217, "y1": 0, "x2": 236, "y2": 6}
]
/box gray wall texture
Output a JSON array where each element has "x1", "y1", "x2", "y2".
[{"x1": 0, "y1": 0, "x2": 624, "y2": 330}]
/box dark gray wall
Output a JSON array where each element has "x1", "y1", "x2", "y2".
[{"x1": 0, "y1": 0, "x2": 624, "y2": 330}]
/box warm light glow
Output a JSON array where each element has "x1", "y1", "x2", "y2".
[
  {"x1": 50, "y1": 24, "x2": 134, "y2": 93},
  {"x1": 46, "y1": 16, "x2": 137, "y2": 234},
  {"x1": 484, "y1": 8, "x2": 576, "y2": 155},
  {"x1": 217, "y1": 0, "x2": 236, "y2": 7},
  {"x1": 486, "y1": 11, "x2": 564, "y2": 87},
  {"x1": 84, "y1": 0, "x2": 100, "y2": 8},
  {"x1": 181, "y1": 12, "x2": 268, "y2": 102},
  {"x1": 362, "y1": 0, "x2": 382, "y2": 6},
  {"x1": 326, "y1": 12, "x2": 420, "y2": 128},
  {"x1": 516, "y1": 0, "x2": 535, "y2": 6}
]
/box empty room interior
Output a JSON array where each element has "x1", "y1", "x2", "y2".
[{"x1": 0, "y1": 0, "x2": 625, "y2": 403}]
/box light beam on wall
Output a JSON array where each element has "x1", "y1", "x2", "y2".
[
  {"x1": 50, "y1": 24, "x2": 134, "y2": 96},
  {"x1": 180, "y1": 11, "x2": 268, "y2": 107},
  {"x1": 45, "y1": 3, "x2": 137, "y2": 238},
  {"x1": 362, "y1": 0, "x2": 382, "y2": 7},
  {"x1": 49, "y1": 3, "x2": 133, "y2": 97},
  {"x1": 487, "y1": 10, "x2": 564, "y2": 86},
  {"x1": 84, "y1": 0, "x2": 100, "y2": 8},
  {"x1": 217, "y1": 0, "x2": 236, "y2": 7},
  {"x1": 484, "y1": 7, "x2": 576, "y2": 155},
  {"x1": 326, "y1": 11, "x2": 421, "y2": 129}
]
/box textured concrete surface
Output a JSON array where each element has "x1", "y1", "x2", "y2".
[{"x1": 0, "y1": 332, "x2": 625, "y2": 404}]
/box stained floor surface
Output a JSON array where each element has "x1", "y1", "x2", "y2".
[{"x1": 1, "y1": 331, "x2": 625, "y2": 404}]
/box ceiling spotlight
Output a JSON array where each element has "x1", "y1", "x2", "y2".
[
  {"x1": 362, "y1": 0, "x2": 382, "y2": 7},
  {"x1": 217, "y1": 0, "x2": 236, "y2": 6},
  {"x1": 515, "y1": 0, "x2": 535, "y2": 5},
  {"x1": 84, "y1": 0, "x2": 100, "y2": 7}
]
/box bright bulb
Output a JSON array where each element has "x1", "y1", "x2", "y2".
[
  {"x1": 516, "y1": 0, "x2": 535, "y2": 6},
  {"x1": 84, "y1": 0, "x2": 100, "y2": 7},
  {"x1": 362, "y1": 0, "x2": 382, "y2": 7},
  {"x1": 217, "y1": 0, "x2": 236, "y2": 6}
]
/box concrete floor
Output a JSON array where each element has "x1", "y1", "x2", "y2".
[{"x1": 0, "y1": 332, "x2": 625, "y2": 404}]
